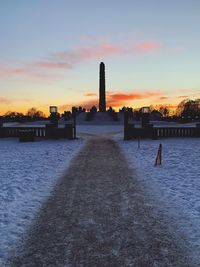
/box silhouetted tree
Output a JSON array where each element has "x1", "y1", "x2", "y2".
[
  {"x1": 159, "y1": 107, "x2": 169, "y2": 117},
  {"x1": 27, "y1": 107, "x2": 45, "y2": 118},
  {"x1": 183, "y1": 99, "x2": 200, "y2": 118},
  {"x1": 4, "y1": 111, "x2": 24, "y2": 117},
  {"x1": 176, "y1": 99, "x2": 200, "y2": 119},
  {"x1": 3, "y1": 111, "x2": 24, "y2": 122}
]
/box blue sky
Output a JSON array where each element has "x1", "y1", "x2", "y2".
[{"x1": 0, "y1": 0, "x2": 200, "y2": 114}]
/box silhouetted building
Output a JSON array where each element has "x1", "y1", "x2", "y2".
[{"x1": 99, "y1": 62, "x2": 106, "y2": 112}]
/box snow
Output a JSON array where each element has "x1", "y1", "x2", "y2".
[
  {"x1": 77, "y1": 125, "x2": 122, "y2": 135},
  {"x1": 151, "y1": 121, "x2": 197, "y2": 127},
  {"x1": 1, "y1": 121, "x2": 200, "y2": 265},
  {"x1": 4, "y1": 118, "x2": 197, "y2": 128},
  {"x1": 3, "y1": 121, "x2": 49, "y2": 128},
  {"x1": 0, "y1": 138, "x2": 83, "y2": 265},
  {"x1": 118, "y1": 137, "x2": 200, "y2": 263}
]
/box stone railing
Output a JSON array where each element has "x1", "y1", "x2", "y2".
[
  {"x1": 124, "y1": 124, "x2": 200, "y2": 140},
  {"x1": 0, "y1": 124, "x2": 74, "y2": 140}
]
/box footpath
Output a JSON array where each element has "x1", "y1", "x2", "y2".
[{"x1": 9, "y1": 137, "x2": 196, "y2": 267}]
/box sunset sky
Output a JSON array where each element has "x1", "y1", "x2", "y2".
[{"x1": 0, "y1": 0, "x2": 200, "y2": 115}]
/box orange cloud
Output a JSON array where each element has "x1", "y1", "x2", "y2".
[
  {"x1": 84, "y1": 92, "x2": 97, "y2": 97},
  {"x1": 177, "y1": 95, "x2": 188, "y2": 99},
  {"x1": 76, "y1": 91, "x2": 162, "y2": 110},
  {"x1": 159, "y1": 96, "x2": 169, "y2": 100},
  {"x1": 0, "y1": 97, "x2": 11, "y2": 104},
  {"x1": 153, "y1": 104, "x2": 181, "y2": 109},
  {"x1": 107, "y1": 92, "x2": 161, "y2": 106},
  {"x1": 80, "y1": 99, "x2": 99, "y2": 110}
]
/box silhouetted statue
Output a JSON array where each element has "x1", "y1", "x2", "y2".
[{"x1": 90, "y1": 106, "x2": 97, "y2": 113}]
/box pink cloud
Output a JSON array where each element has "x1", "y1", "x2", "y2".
[
  {"x1": 54, "y1": 41, "x2": 161, "y2": 65},
  {"x1": 32, "y1": 62, "x2": 72, "y2": 69},
  {"x1": 134, "y1": 41, "x2": 161, "y2": 53},
  {"x1": 0, "y1": 67, "x2": 26, "y2": 76},
  {"x1": 79, "y1": 42, "x2": 125, "y2": 58},
  {"x1": 0, "y1": 65, "x2": 56, "y2": 79},
  {"x1": 0, "y1": 39, "x2": 163, "y2": 79},
  {"x1": 52, "y1": 42, "x2": 126, "y2": 65}
]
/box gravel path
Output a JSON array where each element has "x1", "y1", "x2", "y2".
[{"x1": 9, "y1": 137, "x2": 196, "y2": 267}]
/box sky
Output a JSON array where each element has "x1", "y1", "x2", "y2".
[{"x1": 0, "y1": 0, "x2": 200, "y2": 115}]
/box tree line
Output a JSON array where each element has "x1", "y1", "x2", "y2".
[
  {"x1": 1, "y1": 98, "x2": 200, "y2": 123},
  {"x1": 0, "y1": 108, "x2": 46, "y2": 122}
]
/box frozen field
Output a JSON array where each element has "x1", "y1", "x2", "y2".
[
  {"x1": 119, "y1": 137, "x2": 200, "y2": 262},
  {"x1": 0, "y1": 138, "x2": 83, "y2": 264}
]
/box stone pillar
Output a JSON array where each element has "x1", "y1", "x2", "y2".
[{"x1": 99, "y1": 62, "x2": 106, "y2": 112}]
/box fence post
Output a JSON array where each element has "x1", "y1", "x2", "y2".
[
  {"x1": 124, "y1": 111, "x2": 129, "y2": 140},
  {"x1": 155, "y1": 143, "x2": 162, "y2": 166},
  {"x1": 72, "y1": 108, "x2": 77, "y2": 139}
]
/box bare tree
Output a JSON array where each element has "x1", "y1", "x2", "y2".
[{"x1": 26, "y1": 107, "x2": 45, "y2": 118}]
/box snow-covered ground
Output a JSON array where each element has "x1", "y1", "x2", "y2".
[
  {"x1": 4, "y1": 118, "x2": 197, "y2": 128},
  {"x1": 1, "y1": 123, "x2": 200, "y2": 265},
  {"x1": 118, "y1": 137, "x2": 200, "y2": 263},
  {"x1": 0, "y1": 138, "x2": 83, "y2": 265},
  {"x1": 77, "y1": 125, "x2": 122, "y2": 135},
  {"x1": 3, "y1": 121, "x2": 49, "y2": 127}
]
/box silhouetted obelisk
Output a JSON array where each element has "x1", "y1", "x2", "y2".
[{"x1": 99, "y1": 62, "x2": 106, "y2": 112}]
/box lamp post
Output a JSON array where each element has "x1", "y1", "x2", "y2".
[
  {"x1": 141, "y1": 106, "x2": 150, "y2": 128},
  {"x1": 49, "y1": 106, "x2": 59, "y2": 127},
  {"x1": 72, "y1": 107, "x2": 77, "y2": 139},
  {"x1": 49, "y1": 106, "x2": 57, "y2": 114}
]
